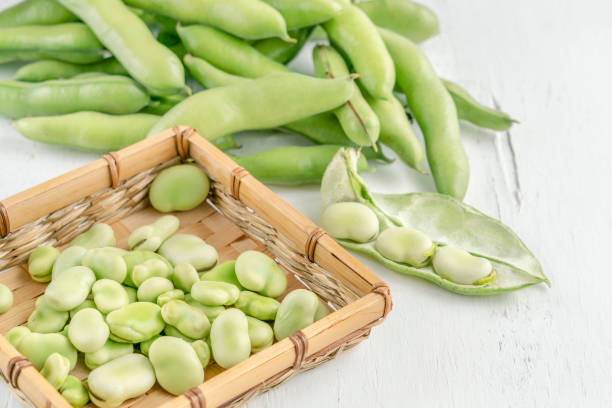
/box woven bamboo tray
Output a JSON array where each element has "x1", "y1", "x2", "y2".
[{"x1": 0, "y1": 126, "x2": 392, "y2": 408}]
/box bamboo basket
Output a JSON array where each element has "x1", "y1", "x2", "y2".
[{"x1": 0, "y1": 127, "x2": 392, "y2": 408}]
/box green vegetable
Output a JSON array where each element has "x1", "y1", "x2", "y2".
[
  {"x1": 105, "y1": 302, "x2": 165, "y2": 343},
  {"x1": 158, "y1": 233, "x2": 218, "y2": 271},
  {"x1": 148, "y1": 336, "x2": 204, "y2": 395},
  {"x1": 40, "y1": 353, "x2": 70, "y2": 389},
  {"x1": 68, "y1": 308, "x2": 110, "y2": 353},
  {"x1": 171, "y1": 262, "x2": 200, "y2": 292},
  {"x1": 253, "y1": 27, "x2": 314, "y2": 64},
  {"x1": 235, "y1": 291, "x2": 280, "y2": 321},
  {"x1": 375, "y1": 227, "x2": 436, "y2": 267},
  {"x1": 273, "y1": 289, "x2": 329, "y2": 340},
  {"x1": 261, "y1": 0, "x2": 345, "y2": 28},
  {"x1": 247, "y1": 316, "x2": 274, "y2": 353},
  {"x1": 128, "y1": 215, "x2": 179, "y2": 252},
  {"x1": 210, "y1": 308, "x2": 251, "y2": 368},
  {"x1": 149, "y1": 165, "x2": 210, "y2": 213},
  {"x1": 51, "y1": 246, "x2": 87, "y2": 278},
  {"x1": 319, "y1": 202, "x2": 380, "y2": 243},
  {"x1": 190, "y1": 281, "x2": 240, "y2": 307},
  {"x1": 27, "y1": 245, "x2": 59, "y2": 283},
  {"x1": 235, "y1": 250, "x2": 287, "y2": 298},
  {"x1": 27, "y1": 296, "x2": 69, "y2": 333},
  {"x1": 15, "y1": 58, "x2": 128, "y2": 82},
  {"x1": 161, "y1": 299, "x2": 211, "y2": 339},
  {"x1": 0, "y1": 0, "x2": 77, "y2": 27},
  {"x1": 60, "y1": 375, "x2": 89, "y2": 408},
  {"x1": 92, "y1": 279, "x2": 130, "y2": 314},
  {"x1": 84, "y1": 340, "x2": 133, "y2": 370},
  {"x1": 70, "y1": 223, "x2": 116, "y2": 249},
  {"x1": 44, "y1": 266, "x2": 96, "y2": 312},
  {"x1": 137, "y1": 277, "x2": 174, "y2": 303},
  {"x1": 17, "y1": 332, "x2": 78, "y2": 370},
  {"x1": 0, "y1": 282, "x2": 13, "y2": 314}
]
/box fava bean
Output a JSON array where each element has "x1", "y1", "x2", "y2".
[
  {"x1": 17, "y1": 332, "x2": 78, "y2": 370},
  {"x1": 230, "y1": 145, "x2": 371, "y2": 185},
  {"x1": 0, "y1": 0, "x2": 77, "y2": 27},
  {"x1": 380, "y1": 28, "x2": 469, "y2": 199},
  {"x1": 58, "y1": 0, "x2": 186, "y2": 96},
  {"x1": 13, "y1": 112, "x2": 159, "y2": 152},
  {"x1": 60, "y1": 375, "x2": 89, "y2": 408},
  {"x1": 161, "y1": 300, "x2": 211, "y2": 339},
  {"x1": 51, "y1": 246, "x2": 87, "y2": 278},
  {"x1": 274, "y1": 289, "x2": 329, "y2": 340},
  {"x1": 70, "y1": 223, "x2": 115, "y2": 249},
  {"x1": 27, "y1": 296, "x2": 69, "y2": 333},
  {"x1": 191, "y1": 340, "x2": 211, "y2": 368},
  {"x1": 0, "y1": 23, "x2": 104, "y2": 64},
  {"x1": 184, "y1": 294, "x2": 225, "y2": 322},
  {"x1": 235, "y1": 291, "x2": 280, "y2": 321},
  {"x1": 323, "y1": 5, "x2": 395, "y2": 100},
  {"x1": 157, "y1": 289, "x2": 185, "y2": 306},
  {"x1": 40, "y1": 352, "x2": 71, "y2": 389},
  {"x1": 137, "y1": 277, "x2": 174, "y2": 303},
  {"x1": 92, "y1": 279, "x2": 130, "y2": 314},
  {"x1": 199, "y1": 260, "x2": 245, "y2": 290},
  {"x1": 70, "y1": 299, "x2": 96, "y2": 318},
  {"x1": 15, "y1": 58, "x2": 128, "y2": 82},
  {"x1": 138, "y1": 334, "x2": 160, "y2": 357},
  {"x1": 253, "y1": 27, "x2": 314, "y2": 64},
  {"x1": 262, "y1": 0, "x2": 345, "y2": 28},
  {"x1": 164, "y1": 325, "x2": 197, "y2": 342},
  {"x1": 432, "y1": 246, "x2": 496, "y2": 285},
  {"x1": 124, "y1": 286, "x2": 137, "y2": 303},
  {"x1": 69, "y1": 308, "x2": 110, "y2": 353},
  {"x1": 191, "y1": 281, "x2": 240, "y2": 307},
  {"x1": 45, "y1": 266, "x2": 95, "y2": 312},
  {"x1": 128, "y1": 215, "x2": 179, "y2": 252},
  {"x1": 132, "y1": 259, "x2": 172, "y2": 287},
  {"x1": 123, "y1": 250, "x2": 173, "y2": 288},
  {"x1": 159, "y1": 233, "x2": 218, "y2": 271},
  {"x1": 87, "y1": 354, "x2": 156, "y2": 408},
  {"x1": 210, "y1": 309, "x2": 251, "y2": 369},
  {"x1": 149, "y1": 336, "x2": 204, "y2": 395},
  {"x1": 82, "y1": 247, "x2": 127, "y2": 282},
  {"x1": 0, "y1": 283, "x2": 13, "y2": 314},
  {"x1": 375, "y1": 226, "x2": 435, "y2": 267},
  {"x1": 236, "y1": 251, "x2": 287, "y2": 298},
  {"x1": 105, "y1": 302, "x2": 165, "y2": 343},
  {"x1": 356, "y1": 0, "x2": 439, "y2": 43},
  {"x1": 5, "y1": 326, "x2": 31, "y2": 349},
  {"x1": 84, "y1": 340, "x2": 134, "y2": 370},
  {"x1": 27, "y1": 245, "x2": 60, "y2": 283},
  {"x1": 172, "y1": 262, "x2": 200, "y2": 292},
  {"x1": 320, "y1": 202, "x2": 379, "y2": 243},
  {"x1": 147, "y1": 73, "x2": 356, "y2": 143},
  {"x1": 149, "y1": 165, "x2": 210, "y2": 213},
  {"x1": 313, "y1": 45, "x2": 380, "y2": 147},
  {"x1": 125, "y1": 0, "x2": 291, "y2": 41},
  {"x1": 247, "y1": 316, "x2": 274, "y2": 353}
]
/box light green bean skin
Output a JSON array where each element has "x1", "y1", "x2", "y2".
[
  {"x1": 5, "y1": 326, "x2": 31, "y2": 349},
  {"x1": 52, "y1": 246, "x2": 87, "y2": 278},
  {"x1": 157, "y1": 289, "x2": 185, "y2": 307},
  {"x1": 261, "y1": 0, "x2": 345, "y2": 28},
  {"x1": 191, "y1": 340, "x2": 211, "y2": 367},
  {"x1": 235, "y1": 251, "x2": 287, "y2": 298},
  {"x1": 367, "y1": 94, "x2": 426, "y2": 172},
  {"x1": 0, "y1": 76, "x2": 150, "y2": 118},
  {"x1": 13, "y1": 112, "x2": 159, "y2": 153},
  {"x1": 128, "y1": 215, "x2": 179, "y2": 252},
  {"x1": 184, "y1": 295, "x2": 225, "y2": 322},
  {"x1": 70, "y1": 223, "x2": 115, "y2": 249},
  {"x1": 230, "y1": 145, "x2": 371, "y2": 185},
  {"x1": 82, "y1": 248, "x2": 127, "y2": 282},
  {"x1": 0, "y1": 283, "x2": 13, "y2": 314},
  {"x1": 60, "y1": 375, "x2": 89, "y2": 408},
  {"x1": 132, "y1": 259, "x2": 172, "y2": 287},
  {"x1": 319, "y1": 202, "x2": 379, "y2": 243},
  {"x1": 40, "y1": 352, "x2": 71, "y2": 390},
  {"x1": 0, "y1": 23, "x2": 105, "y2": 64},
  {"x1": 442, "y1": 79, "x2": 517, "y2": 131},
  {"x1": 148, "y1": 336, "x2": 204, "y2": 395},
  {"x1": 380, "y1": 28, "x2": 469, "y2": 199},
  {"x1": 27, "y1": 246, "x2": 60, "y2": 283},
  {"x1": 69, "y1": 299, "x2": 96, "y2": 319},
  {"x1": 17, "y1": 332, "x2": 78, "y2": 370},
  {"x1": 122, "y1": 250, "x2": 173, "y2": 288},
  {"x1": 183, "y1": 54, "x2": 249, "y2": 90},
  {"x1": 161, "y1": 300, "x2": 211, "y2": 339},
  {"x1": 68, "y1": 308, "x2": 110, "y2": 353},
  {"x1": 172, "y1": 263, "x2": 200, "y2": 292},
  {"x1": 199, "y1": 261, "x2": 245, "y2": 291},
  {"x1": 84, "y1": 340, "x2": 133, "y2": 370},
  {"x1": 87, "y1": 354, "x2": 156, "y2": 408},
  {"x1": 273, "y1": 289, "x2": 329, "y2": 340},
  {"x1": 149, "y1": 165, "x2": 210, "y2": 213},
  {"x1": 247, "y1": 316, "x2": 274, "y2": 353},
  {"x1": 138, "y1": 335, "x2": 160, "y2": 357},
  {"x1": 27, "y1": 296, "x2": 69, "y2": 333},
  {"x1": 148, "y1": 73, "x2": 356, "y2": 144},
  {"x1": 323, "y1": 6, "x2": 395, "y2": 100},
  {"x1": 210, "y1": 308, "x2": 251, "y2": 369},
  {"x1": 159, "y1": 234, "x2": 218, "y2": 272},
  {"x1": 178, "y1": 25, "x2": 290, "y2": 78},
  {"x1": 357, "y1": 0, "x2": 439, "y2": 43},
  {"x1": 191, "y1": 281, "x2": 240, "y2": 307},
  {"x1": 313, "y1": 45, "x2": 380, "y2": 147},
  {"x1": 105, "y1": 302, "x2": 165, "y2": 343},
  {"x1": 92, "y1": 279, "x2": 130, "y2": 314},
  {"x1": 235, "y1": 291, "x2": 280, "y2": 321},
  {"x1": 45, "y1": 266, "x2": 96, "y2": 312},
  {"x1": 253, "y1": 27, "x2": 314, "y2": 64},
  {"x1": 164, "y1": 325, "x2": 197, "y2": 342},
  {"x1": 15, "y1": 59, "x2": 128, "y2": 82},
  {"x1": 0, "y1": 0, "x2": 77, "y2": 27},
  {"x1": 58, "y1": 0, "x2": 185, "y2": 96},
  {"x1": 137, "y1": 277, "x2": 174, "y2": 303},
  {"x1": 141, "y1": 94, "x2": 188, "y2": 116},
  {"x1": 124, "y1": 0, "x2": 291, "y2": 41}
]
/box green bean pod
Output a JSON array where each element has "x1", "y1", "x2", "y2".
[
  {"x1": 0, "y1": 0, "x2": 77, "y2": 27},
  {"x1": 148, "y1": 73, "x2": 356, "y2": 141},
  {"x1": 367, "y1": 95, "x2": 425, "y2": 172},
  {"x1": 323, "y1": 5, "x2": 395, "y2": 100},
  {"x1": 261, "y1": 0, "x2": 345, "y2": 29},
  {"x1": 141, "y1": 94, "x2": 187, "y2": 116},
  {"x1": 0, "y1": 23, "x2": 105, "y2": 64},
  {"x1": 178, "y1": 25, "x2": 290, "y2": 78},
  {"x1": 253, "y1": 27, "x2": 314, "y2": 64},
  {"x1": 13, "y1": 112, "x2": 158, "y2": 152},
  {"x1": 58, "y1": 0, "x2": 186, "y2": 96},
  {"x1": 313, "y1": 45, "x2": 380, "y2": 147},
  {"x1": 357, "y1": 0, "x2": 439, "y2": 43},
  {"x1": 0, "y1": 75, "x2": 150, "y2": 118},
  {"x1": 380, "y1": 28, "x2": 469, "y2": 199},
  {"x1": 124, "y1": 0, "x2": 291, "y2": 41},
  {"x1": 15, "y1": 59, "x2": 128, "y2": 82},
  {"x1": 442, "y1": 79, "x2": 517, "y2": 131},
  {"x1": 229, "y1": 145, "x2": 370, "y2": 185}
]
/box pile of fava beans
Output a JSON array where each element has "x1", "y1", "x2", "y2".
[
  {"x1": 0, "y1": 0, "x2": 516, "y2": 200},
  {"x1": 2, "y1": 163, "x2": 329, "y2": 408}
]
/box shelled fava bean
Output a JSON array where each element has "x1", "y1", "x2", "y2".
[
  {"x1": 320, "y1": 202, "x2": 496, "y2": 286},
  {"x1": 6, "y1": 211, "x2": 329, "y2": 407}
]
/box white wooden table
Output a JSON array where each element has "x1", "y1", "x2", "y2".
[{"x1": 2, "y1": 0, "x2": 611, "y2": 406}]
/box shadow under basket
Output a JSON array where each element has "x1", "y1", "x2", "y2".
[{"x1": 0, "y1": 126, "x2": 392, "y2": 408}]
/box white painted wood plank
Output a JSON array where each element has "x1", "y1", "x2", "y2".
[{"x1": 2, "y1": 0, "x2": 612, "y2": 407}]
